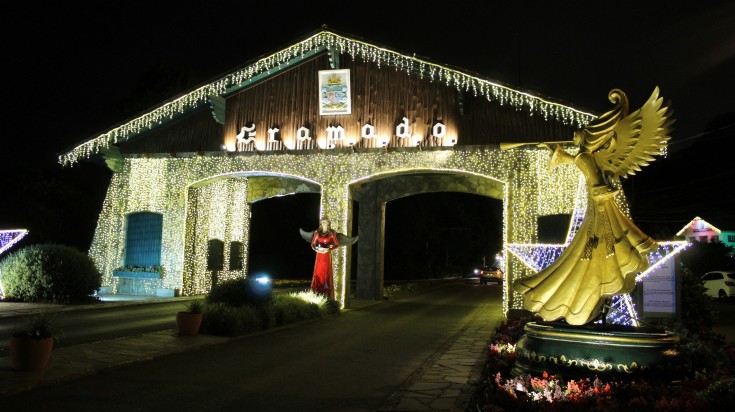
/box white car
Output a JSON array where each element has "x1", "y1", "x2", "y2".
[{"x1": 701, "y1": 271, "x2": 735, "y2": 299}]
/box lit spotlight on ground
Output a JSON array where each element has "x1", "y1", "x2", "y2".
[{"x1": 248, "y1": 274, "x2": 273, "y2": 300}]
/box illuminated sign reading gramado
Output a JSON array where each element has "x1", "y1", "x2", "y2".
[
  {"x1": 227, "y1": 68, "x2": 455, "y2": 152},
  {"x1": 231, "y1": 118, "x2": 453, "y2": 152}
]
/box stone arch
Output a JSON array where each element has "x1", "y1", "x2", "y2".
[
  {"x1": 349, "y1": 170, "x2": 505, "y2": 301},
  {"x1": 182, "y1": 172, "x2": 320, "y2": 295},
  {"x1": 89, "y1": 147, "x2": 582, "y2": 312}
]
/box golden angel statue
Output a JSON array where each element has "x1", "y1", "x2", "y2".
[{"x1": 513, "y1": 87, "x2": 674, "y2": 325}]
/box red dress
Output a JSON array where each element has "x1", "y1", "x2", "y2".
[{"x1": 311, "y1": 229, "x2": 339, "y2": 299}]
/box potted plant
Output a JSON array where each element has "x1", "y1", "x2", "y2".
[
  {"x1": 10, "y1": 311, "x2": 57, "y2": 371},
  {"x1": 176, "y1": 299, "x2": 204, "y2": 336}
]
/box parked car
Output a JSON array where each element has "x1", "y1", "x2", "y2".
[
  {"x1": 701, "y1": 271, "x2": 735, "y2": 299},
  {"x1": 467, "y1": 266, "x2": 503, "y2": 285}
]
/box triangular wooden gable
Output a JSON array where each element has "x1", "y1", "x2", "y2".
[{"x1": 59, "y1": 27, "x2": 596, "y2": 167}]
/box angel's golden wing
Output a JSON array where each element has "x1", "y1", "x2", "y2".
[{"x1": 593, "y1": 87, "x2": 674, "y2": 180}]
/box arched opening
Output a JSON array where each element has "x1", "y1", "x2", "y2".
[
  {"x1": 384, "y1": 192, "x2": 503, "y2": 281},
  {"x1": 350, "y1": 171, "x2": 506, "y2": 300},
  {"x1": 248, "y1": 193, "x2": 321, "y2": 280}
]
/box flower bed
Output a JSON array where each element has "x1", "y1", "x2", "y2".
[
  {"x1": 112, "y1": 265, "x2": 163, "y2": 279},
  {"x1": 112, "y1": 270, "x2": 161, "y2": 279},
  {"x1": 471, "y1": 316, "x2": 735, "y2": 411}
]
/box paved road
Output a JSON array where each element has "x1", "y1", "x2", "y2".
[
  {"x1": 0, "y1": 299, "x2": 195, "y2": 358},
  {"x1": 0, "y1": 282, "x2": 503, "y2": 411}
]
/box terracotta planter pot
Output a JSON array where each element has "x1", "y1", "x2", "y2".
[
  {"x1": 176, "y1": 312, "x2": 203, "y2": 336},
  {"x1": 10, "y1": 335, "x2": 54, "y2": 371}
]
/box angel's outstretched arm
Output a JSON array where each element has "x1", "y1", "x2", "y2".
[{"x1": 543, "y1": 143, "x2": 575, "y2": 169}]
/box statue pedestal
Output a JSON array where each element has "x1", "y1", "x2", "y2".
[{"x1": 513, "y1": 321, "x2": 683, "y2": 380}]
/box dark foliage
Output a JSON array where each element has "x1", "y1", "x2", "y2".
[
  {"x1": 201, "y1": 291, "x2": 336, "y2": 336},
  {"x1": 679, "y1": 241, "x2": 735, "y2": 277},
  {"x1": 205, "y1": 277, "x2": 272, "y2": 307},
  {"x1": 0, "y1": 244, "x2": 102, "y2": 303},
  {"x1": 12, "y1": 311, "x2": 58, "y2": 340},
  {"x1": 678, "y1": 267, "x2": 715, "y2": 333},
  {"x1": 323, "y1": 298, "x2": 341, "y2": 315},
  {"x1": 200, "y1": 302, "x2": 260, "y2": 337}
]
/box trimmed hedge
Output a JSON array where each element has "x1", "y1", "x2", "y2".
[{"x1": 0, "y1": 244, "x2": 102, "y2": 303}]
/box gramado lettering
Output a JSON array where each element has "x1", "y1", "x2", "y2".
[{"x1": 232, "y1": 117, "x2": 455, "y2": 150}]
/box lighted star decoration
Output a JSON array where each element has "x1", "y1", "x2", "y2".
[
  {"x1": 507, "y1": 181, "x2": 689, "y2": 326},
  {"x1": 0, "y1": 229, "x2": 28, "y2": 256},
  {"x1": 0, "y1": 229, "x2": 29, "y2": 299}
]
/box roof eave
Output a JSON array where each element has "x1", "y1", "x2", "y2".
[{"x1": 59, "y1": 28, "x2": 596, "y2": 167}]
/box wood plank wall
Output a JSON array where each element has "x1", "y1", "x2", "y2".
[
  {"x1": 224, "y1": 52, "x2": 576, "y2": 151},
  {"x1": 122, "y1": 51, "x2": 577, "y2": 155},
  {"x1": 120, "y1": 108, "x2": 223, "y2": 155}
]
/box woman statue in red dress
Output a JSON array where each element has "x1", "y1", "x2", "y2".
[{"x1": 310, "y1": 218, "x2": 339, "y2": 299}]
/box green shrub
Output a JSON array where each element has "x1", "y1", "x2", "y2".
[
  {"x1": 14, "y1": 311, "x2": 58, "y2": 339},
  {"x1": 185, "y1": 299, "x2": 204, "y2": 314},
  {"x1": 698, "y1": 378, "x2": 735, "y2": 409},
  {"x1": 0, "y1": 244, "x2": 101, "y2": 303},
  {"x1": 206, "y1": 277, "x2": 272, "y2": 307},
  {"x1": 678, "y1": 340, "x2": 720, "y2": 372},
  {"x1": 255, "y1": 304, "x2": 276, "y2": 330},
  {"x1": 200, "y1": 302, "x2": 262, "y2": 336},
  {"x1": 678, "y1": 267, "x2": 715, "y2": 333},
  {"x1": 272, "y1": 293, "x2": 321, "y2": 325},
  {"x1": 199, "y1": 289, "x2": 340, "y2": 337},
  {"x1": 322, "y1": 298, "x2": 341, "y2": 315},
  {"x1": 206, "y1": 278, "x2": 250, "y2": 307},
  {"x1": 235, "y1": 306, "x2": 262, "y2": 334}
]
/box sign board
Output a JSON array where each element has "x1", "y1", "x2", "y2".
[
  {"x1": 640, "y1": 256, "x2": 678, "y2": 318},
  {"x1": 319, "y1": 69, "x2": 351, "y2": 115}
]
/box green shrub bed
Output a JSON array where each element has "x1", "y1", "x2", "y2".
[{"x1": 200, "y1": 288, "x2": 339, "y2": 337}]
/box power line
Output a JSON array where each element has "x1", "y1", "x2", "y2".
[
  {"x1": 669, "y1": 123, "x2": 735, "y2": 147},
  {"x1": 632, "y1": 170, "x2": 735, "y2": 194}
]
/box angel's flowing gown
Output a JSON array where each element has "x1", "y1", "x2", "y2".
[
  {"x1": 514, "y1": 150, "x2": 656, "y2": 325},
  {"x1": 311, "y1": 230, "x2": 339, "y2": 299}
]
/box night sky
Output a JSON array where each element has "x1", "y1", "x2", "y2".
[{"x1": 1, "y1": 2, "x2": 733, "y2": 278}]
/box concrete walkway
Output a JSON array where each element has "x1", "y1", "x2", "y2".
[{"x1": 0, "y1": 294, "x2": 503, "y2": 411}]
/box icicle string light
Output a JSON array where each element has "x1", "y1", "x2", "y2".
[
  {"x1": 636, "y1": 241, "x2": 689, "y2": 283},
  {"x1": 59, "y1": 30, "x2": 596, "y2": 166}
]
